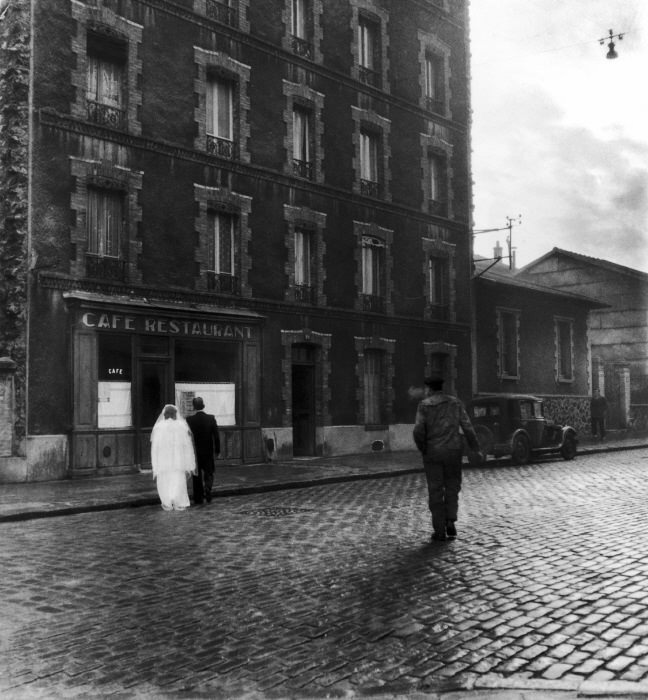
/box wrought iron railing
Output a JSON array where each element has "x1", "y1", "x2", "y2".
[
  {"x1": 207, "y1": 271, "x2": 240, "y2": 294},
  {"x1": 361, "y1": 293, "x2": 385, "y2": 313},
  {"x1": 87, "y1": 100, "x2": 126, "y2": 130},
  {"x1": 291, "y1": 35, "x2": 313, "y2": 59},
  {"x1": 425, "y1": 96, "x2": 445, "y2": 114},
  {"x1": 85, "y1": 254, "x2": 127, "y2": 281},
  {"x1": 429, "y1": 198, "x2": 448, "y2": 216},
  {"x1": 292, "y1": 158, "x2": 313, "y2": 180},
  {"x1": 205, "y1": 0, "x2": 237, "y2": 26},
  {"x1": 359, "y1": 66, "x2": 381, "y2": 88},
  {"x1": 206, "y1": 135, "x2": 236, "y2": 160},
  {"x1": 294, "y1": 284, "x2": 315, "y2": 304},
  {"x1": 360, "y1": 179, "x2": 380, "y2": 198}
]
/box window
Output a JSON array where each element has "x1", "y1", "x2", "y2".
[
  {"x1": 428, "y1": 153, "x2": 447, "y2": 215},
  {"x1": 556, "y1": 318, "x2": 574, "y2": 381},
  {"x1": 290, "y1": 0, "x2": 312, "y2": 57},
  {"x1": 292, "y1": 107, "x2": 312, "y2": 179},
  {"x1": 428, "y1": 256, "x2": 449, "y2": 307},
  {"x1": 499, "y1": 309, "x2": 519, "y2": 378},
  {"x1": 207, "y1": 77, "x2": 235, "y2": 159},
  {"x1": 361, "y1": 236, "x2": 384, "y2": 311},
  {"x1": 358, "y1": 16, "x2": 380, "y2": 86},
  {"x1": 363, "y1": 349, "x2": 383, "y2": 424},
  {"x1": 360, "y1": 130, "x2": 379, "y2": 196},
  {"x1": 86, "y1": 187, "x2": 126, "y2": 281},
  {"x1": 98, "y1": 335, "x2": 132, "y2": 429},
  {"x1": 208, "y1": 211, "x2": 238, "y2": 293},
  {"x1": 424, "y1": 53, "x2": 444, "y2": 112},
  {"x1": 86, "y1": 37, "x2": 126, "y2": 129},
  {"x1": 294, "y1": 228, "x2": 313, "y2": 302}
]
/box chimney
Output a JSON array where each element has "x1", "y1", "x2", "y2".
[{"x1": 493, "y1": 241, "x2": 503, "y2": 259}]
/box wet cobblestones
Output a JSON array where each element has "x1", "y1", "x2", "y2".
[{"x1": 1, "y1": 449, "x2": 648, "y2": 698}]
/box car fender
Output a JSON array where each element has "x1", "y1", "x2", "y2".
[{"x1": 508, "y1": 428, "x2": 530, "y2": 450}]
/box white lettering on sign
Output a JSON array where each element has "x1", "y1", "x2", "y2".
[
  {"x1": 80, "y1": 312, "x2": 254, "y2": 339},
  {"x1": 108, "y1": 368, "x2": 124, "y2": 375}
]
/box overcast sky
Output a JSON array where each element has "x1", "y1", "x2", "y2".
[{"x1": 469, "y1": 0, "x2": 648, "y2": 273}]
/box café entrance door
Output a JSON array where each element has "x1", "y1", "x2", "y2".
[{"x1": 136, "y1": 360, "x2": 171, "y2": 468}]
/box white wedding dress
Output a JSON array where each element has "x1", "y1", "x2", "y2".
[{"x1": 151, "y1": 405, "x2": 196, "y2": 511}]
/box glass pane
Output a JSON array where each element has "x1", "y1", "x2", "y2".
[{"x1": 97, "y1": 335, "x2": 132, "y2": 428}]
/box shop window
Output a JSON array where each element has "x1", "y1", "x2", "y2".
[
  {"x1": 174, "y1": 340, "x2": 238, "y2": 425},
  {"x1": 86, "y1": 187, "x2": 127, "y2": 282},
  {"x1": 86, "y1": 33, "x2": 127, "y2": 129},
  {"x1": 556, "y1": 317, "x2": 574, "y2": 381},
  {"x1": 207, "y1": 76, "x2": 235, "y2": 159},
  {"x1": 361, "y1": 235, "x2": 385, "y2": 312},
  {"x1": 98, "y1": 335, "x2": 132, "y2": 428},
  {"x1": 498, "y1": 308, "x2": 520, "y2": 379}
]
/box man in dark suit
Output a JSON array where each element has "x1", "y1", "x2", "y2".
[{"x1": 186, "y1": 396, "x2": 220, "y2": 504}]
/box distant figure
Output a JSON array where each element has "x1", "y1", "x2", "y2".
[
  {"x1": 150, "y1": 404, "x2": 196, "y2": 511},
  {"x1": 590, "y1": 389, "x2": 608, "y2": 440},
  {"x1": 413, "y1": 374, "x2": 483, "y2": 542},
  {"x1": 187, "y1": 397, "x2": 221, "y2": 504}
]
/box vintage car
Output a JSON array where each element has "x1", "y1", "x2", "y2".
[{"x1": 466, "y1": 394, "x2": 578, "y2": 465}]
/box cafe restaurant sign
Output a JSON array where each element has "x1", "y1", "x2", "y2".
[{"x1": 80, "y1": 312, "x2": 256, "y2": 340}]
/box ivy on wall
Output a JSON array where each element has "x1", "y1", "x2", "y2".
[{"x1": 0, "y1": 1, "x2": 30, "y2": 442}]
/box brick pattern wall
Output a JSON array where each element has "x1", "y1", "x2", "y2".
[
  {"x1": 193, "y1": 183, "x2": 253, "y2": 297},
  {"x1": 283, "y1": 204, "x2": 327, "y2": 305},
  {"x1": 70, "y1": 1, "x2": 143, "y2": 136},
  {"x1": 69, "y1": 157, "x2": 144, "y2": 284},
  {"x1": 193, "y1": 47, "x2": 252, "y2": 164}
]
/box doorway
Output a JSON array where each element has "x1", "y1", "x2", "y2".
[
  {"x1": 292, "y1": 345, "x2": 316, "y2": 456},
  {"x1": 136, "y1": 360, "x2": 170, "y2": 467}
]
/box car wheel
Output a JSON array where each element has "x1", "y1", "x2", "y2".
[
  {"x1": 511, "y1": 434, "x2": 530, "y2": 465},
  {"x1": 561, "y1": 434, "x2": 577, "y2": 461}
]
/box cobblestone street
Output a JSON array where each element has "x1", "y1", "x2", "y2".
[{"x1": 2, "y1": 449, "x2": 648, "y2": 699}]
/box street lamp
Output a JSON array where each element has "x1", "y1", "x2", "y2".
[{"x1": 600, "y1": 29, "x2": 623, "y2": 59}]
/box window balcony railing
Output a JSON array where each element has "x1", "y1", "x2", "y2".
[
  {"x1": 291, "y1": 35, "x2": 313, "y2": 60},
  {"x1": 292, "y1": 158, "x2": 313, "y2": 180},
  {"x1": 428, "y1": 198, "x2": 448, "y2": 217},
  {"x1": 360, "y1": 179, "x2": 380, "y2": 198},
  {"x1": 294, "y1": 284, "x2": 315, "y2": 304},
  {"x1": 207, "y1": 271, "x2": 240, "y2": 294},
  {"x1": 87, "y1": 100, "x2": 126, "y2": 130},
  {"x1": 425, "y1": 96, "x2": 445, "y2": 114},
  {"x1": 205, "y1": 0, "x2": 237, "y2": 26},
  {"x1": 359, "y1": 65, "x2": 381, "y2": 88},
  {"x1": 206, "y1": 135, "x2": 236, "y2": 160},
  {"x1": 361, "y1": 293, "x2": 385, "y2": 313},
  {"x1": 85, "y1": 254, "x2": 127, "y2": 282}
]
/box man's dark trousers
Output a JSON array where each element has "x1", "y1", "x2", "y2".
[
  {"x1": 422, "y1": 449, "x2": 463, "y2": 534},
  {"x1": 187, "y1": 410, "x2": 220, "y2": 504}
]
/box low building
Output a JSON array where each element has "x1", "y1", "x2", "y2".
[
  {"x1": 473, "y1": 259, "x2": 606, "y2": 433},
  {"x1": 519, "y1": 248, "x2": 648, "y2": 428}
]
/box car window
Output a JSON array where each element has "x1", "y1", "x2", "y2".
[
  {"x1": 489, "y1": 405, "x2": 500, "y2": 417},
  {"x1": 473, "y1": 406, "x2": 487, "y2": 418},
  {"x1": 520, "y1": 401, "x2": 533, "y2": 420},
  {"x1": 533, "y1": 402, "x2": 544, "y2": 419}
]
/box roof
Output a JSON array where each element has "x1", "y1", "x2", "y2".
[
  {"x1": 473, "y1": 258, "x2": 608, "y2": 308},
  {"x1": 519, "y1": 247, "x2": 648, "y2": 282},
  {"x1": 470, "y1": 394, "x2": 543, "y2": 403}
]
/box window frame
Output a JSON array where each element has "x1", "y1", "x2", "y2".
[
  {"x1": 497, "y1": 308, "x2": 520, "y2": 379},
  {"x1": 555, "y1": 316, "x2": 574, "y2": 382}
]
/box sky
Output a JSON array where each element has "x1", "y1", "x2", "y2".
[{"x1": 469, "y1": 0, "x2": 648, "y2": 273}]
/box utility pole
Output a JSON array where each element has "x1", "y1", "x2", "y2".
[{"x1": 472, "y1": 215, "x2": 522, "y2": 276}]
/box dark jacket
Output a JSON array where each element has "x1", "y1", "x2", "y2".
[
  {"x1": 187, "y1": 411, "x2": 220, "y2": 472},
  {"x1": 413, "y1": 392, "x2": 480, "y2": 458}
]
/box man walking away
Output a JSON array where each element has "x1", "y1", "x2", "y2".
[
  {"x1": 413, "y1": 374, "x2": 482, "y2": 542},
  {"x1": 187, "y1": 397, "x2": 220, "y2": 504},
  {"x1": 590, "y1": 389, "x2": 608, "y2": 441}
]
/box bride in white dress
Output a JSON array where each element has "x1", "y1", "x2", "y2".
[{"x1": 150, "y1": 404, "x2": 197, "y2": 511}]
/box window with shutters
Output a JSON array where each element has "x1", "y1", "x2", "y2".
[
  {"x1": 361, "y1": 236, "x2": 385, "y2": 312},
  {"x1": 207, "y1": 211, "x2": 239, "y2": 294},
  {"x1": 360, "y1": 129, "x2": 379, "y2": 197},
  {"x1": 363, "y1": 349, "x2": 383, "y2": 425},
  {"x1": 86, "y1": 187, "x2": 126, "y2": 281},
  {"x1": 292, "y1": 106, "x2": 313, "y2": 179},
  {"x1": 206, "y1": 76, "x2": 236, "y2": 159},
  {"x1": 86, "y1": 34, "x2": 127, "y2": 129}
]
